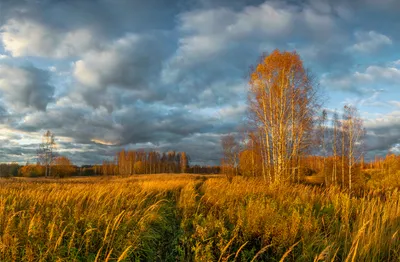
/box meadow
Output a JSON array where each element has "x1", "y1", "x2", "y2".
[{"x1": 0, "y1": 174, "x2": 398, "y2": 261}]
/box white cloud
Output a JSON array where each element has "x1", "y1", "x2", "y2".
[
  {"x1": 163, "y1": 1, "x2": 338, "y2": 88},
  {"x1": 392, "y1": 60, "x2": 400, "y2": 67},
  {"x1": 174, "y1": 1, "x2": 336, "y2": 64},
  {"x1": 356, "y1": 65, "x2": 400, "y2": 83},
  {"x1": 350, "y1": 31, "x2": 392, "y2": 53},
  {"x1": 389, "y1": 101, "x2": 400, "y2": 108},
  {"x1": 342, "y1": 89, "x2": 386, "y2": 107},
  {"x1": 365, "y1": 111, "x2": 400, "y2": 129},
  {"x1": 0, "y1": 19, "x2": 97, "y2": 58},
  {"x1": 48, "y1": 66, "x2": 57, "y2": 72},
  {"x1": 322, "y1": 62, "x2": 400, "y2": 93}
]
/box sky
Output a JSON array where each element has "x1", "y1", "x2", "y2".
[{"x1": 0, "y1": 0, "x2": 400, "y2": 165}]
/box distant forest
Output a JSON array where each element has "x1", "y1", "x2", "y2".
[{"x1": 0, "y1": 149, "x2": 220, "y2": 178}]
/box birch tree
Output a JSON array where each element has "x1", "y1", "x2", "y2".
[
  {"x1": 331, "y1": 111, "x2": 339, "y2": 185},
  {"x1": 248, "y1": 49, "x2": 319, "y2": 183},
  {"x1": 342, "y1": 105, "x2": 365, "y2": 190},
  {"x1": 221, "y1": 134, "x2": 239, "y2": 180},
  {"x1": 319, "y1": 109, "x2": 328, "y2": 185},
  {"x1": 180, "y1": 152, "x2": 188, "y2": 173},
  {"x1": 37, "y1": 130, "x2": 56, "y2": 177}
]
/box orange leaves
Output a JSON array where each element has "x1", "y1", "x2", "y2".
[
  {"x1": 19, "y1": 165, "x2": 45, "y2": 177},
  {"x1": 53, "y1": 156, "x2": 76, "y2": 178},
  {"x1": 239, "y1": 149, "x2": 262, "y2": 177},
  {"x1": 250, "y1": 49, "x2": 306, "y2": 95},
  {"x1": 247, "y1": 49, "x2": 319, "y2": 182},
  {"x1": 54, "y1": 156, "x2": 73, "y2": 166}
]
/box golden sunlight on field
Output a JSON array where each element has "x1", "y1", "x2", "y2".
[{"x1": 0, "y1": 174, "x2": 398, "y2": 261}]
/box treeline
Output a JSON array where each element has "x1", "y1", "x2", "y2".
[
  {"x1": 224, "y1": 135, "x2": 400, "y2": 190},
  {"x1": 98, "y1": 150, "x2": 189, "y2": 176},
  {"x1": 227, "y1": 106, "x2": 364, "y2": 188},
  {"x1": 95, "y1": 150, "x2": 219, "y2": 176},
  {"x1": 0, "y1": 163, "x2": 20, "y2": 177},
  {"x1": 0, "y1": 157, "x2": 78, "y2": 178},
  {"x1": 0, "y1": 151, "x2": 220, "y2": 178}
]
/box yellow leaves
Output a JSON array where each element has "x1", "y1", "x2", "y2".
[
  {"x1": 53, "y1": 156, "x2": 76, "y2": 178},
  {"x1": 250, "y1": 49, "x2": 305, "y2": 89},
  {"x1": 54, "y1": 156, "x2": 72, "y2": 166},
  {"x1": 239, "y1": 149, "x2": 262, "y2": 177},
  {"x1": 247, "y1": 49, "x2": 318, "y2": 181},
  {"x1": 19, "y1": 165, "x2": 46, "y2": 177}
]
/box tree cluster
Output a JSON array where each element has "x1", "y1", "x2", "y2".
[
  {"x1": 221, "y1": 49, "x2": 365, "y2": 190},
  {"x1": 19, "y1": 164, "x2": 46, "y2": 177},
  {"x1": 99, "y1": 150, "x2": 190, "y2": 176},
  {"x1": 317, "y1": 107, "x2": 365, "y2": 189},
  {"x1": 246, "y1": 50, "x2": 319, "y2": 183}
]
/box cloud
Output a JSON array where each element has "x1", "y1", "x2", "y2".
[
  {"x1": 13, "y1": 99, "x2": 240, "y2": 165},
  {"x1": 350, "y1": 31, "x2": 392, "y2": 53},
  {"x1": 0, "y1": 0, "x2": 399, "y2": 165},
  {"x1": 72, "y1": 33, "x2": 172, "y2": 110},
  {"x1": 162, "y1": 0, "x2": 340, "y2": 108},
  {"x1": 355, "y1": 65, "x2": 400, "y2": 84},
  {"x1": 0, "y1": 64, "x2": 55, "y2": 111},
  {"x1": 364, "y1": 111, "x2": 400, "y2": 153},
  {"x1": 342, "y1": 89, "x2": 387, "y2": 108},
  {"x1": 74, "y1": 34, "x2": 163, "y2": 90},
  {"x1": 173, "y1": 1, "x2": 336, "y2": 66},
  {"x1": 389, "y1": 101, "x2": 400, "y2": 108},
  {"x1": 1, "y1": 19, "x2": 98, "y2": 58},
  {"x1": 0, "y1": 0, "x2": 182, "y2": 58},
  {"x1": 321, "y1": 61, "x2": 400, "y2": 93}
]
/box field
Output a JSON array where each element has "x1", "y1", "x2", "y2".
[{"x1": 0, "y1": 174, "x2": 399, "y2": 261}]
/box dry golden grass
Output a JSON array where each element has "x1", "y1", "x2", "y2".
[
  {"x1": 0, "y1": 174, "x2": 398, "y2": 261},
  {"x1": 179, "y1": 177, "x2": 400, "y2": 261},
  {"x1": 0, "y1": 175, "x2": 199, "y2": 261}
]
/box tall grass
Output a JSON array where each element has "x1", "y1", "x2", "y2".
[
  {"x1": 178, "y1": 177, "x2": 400, "y2": 261},
  {"x1": 0, "y1": 174, "x2": 398, "y2": 261},
  {"x1": 0, "y1": 175, "x2": 192, "y2": 261}
]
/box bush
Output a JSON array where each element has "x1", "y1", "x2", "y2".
[
  {"x1": 19, "y1": 165, "x2": 45, "y2": 177},
  {"x1": 52, "y1": 156, "x2": 77, "y2": 178}
]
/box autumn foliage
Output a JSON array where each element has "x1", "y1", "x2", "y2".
[
  {"x1": 98, "y1": 150, "x2": 192, "y2": 176},
  {"x1": 19, "y1": 164, "x2": 45, "y2": 177},
  {"x1": 247, "y1": 49, "x2": 319, "y2": 183},
  {"x1": 52, "y1": 156, "x2": 76, "y2": 178}
]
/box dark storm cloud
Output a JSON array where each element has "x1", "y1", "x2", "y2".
[
  {"x1": 0, "y1": 0, "x2": 182, "y2": 36},
  {"x1": 13, "y1": 99, "x2": 242, "y2": 164},
  {"x1": 365, "y1": 121, "x2": 400, "y2": 153},
  {"x1": 72, "y1": 33, "x2": 174, "y2": 109},
  {"x1": 0, "y1": 64, "x2": 55, "y2": 111},
  {"x1": 18, "y1": 102, "x2": 217, "y2": 144}
]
